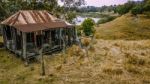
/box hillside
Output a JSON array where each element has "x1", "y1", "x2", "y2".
[
  {"x1": 0, "y1": 14, "x2": 150, "y2": 84},
  {"x1": 0, "y1": 39, "x2": 150, "y2": 84},
  {"x1": 96, "y1": 13, "x2": 150, "y2": 40}
]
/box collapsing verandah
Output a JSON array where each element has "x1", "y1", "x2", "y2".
[
  {"x1": 2, "y1": 25, "x2": 76, "y2": 60},
  {"x1": 1, "y1": 10, "x2": 76, "y2": 61}
]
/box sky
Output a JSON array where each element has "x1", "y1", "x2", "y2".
[
  {"x1": 85, "y1": 0, "x2": 143, "y2": 7},
  {"x1": 58, "y1": 0, "x2": 143, "y2": 7}
]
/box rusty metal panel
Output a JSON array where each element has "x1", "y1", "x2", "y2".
[{"x1": 1, "y1": 10, "x2": 73, "y2": 32}]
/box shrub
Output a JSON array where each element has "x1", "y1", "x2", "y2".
[
  {"x1": 131, "y1": 5, "x2": 143, "y2": 15},
  {"x1": 81, "y1": 38, "x2": 91, "y2": 47},
  {"x1": 67, "y1": 45, "x2": 84, "y2": 58},
  {"x1": 127, "y1": 56, "x2": 146, "y2": 66},
  {"x1": 97, "y1": 16, "x2": 116, "y2": 24},
  {"x1": 82, "y1": 18, "x2": 95, "y2": 36},
  {"x1": 75, "y1": 25, "x2": 83, "y2": 36},
  {"x1": 95, "y1": 33, "x2": 100, "y2": 39},
  {"x1": 116, "y1": 1, "x2": 135, "y2": 15},
  {"x1": 143, "y1": 0, "x2": 150, "y2": 11}
]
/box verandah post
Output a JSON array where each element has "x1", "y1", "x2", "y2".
[
  {"x1": 1, "y1": 26, "x2": 7, "y2": 48},
  {"x1": 22, "y1": 32, "x2": 28, "y2": 65}
]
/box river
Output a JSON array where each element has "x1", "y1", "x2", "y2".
[{"x1": 74, "y1": 16, "x2": 100, "y2": 25}]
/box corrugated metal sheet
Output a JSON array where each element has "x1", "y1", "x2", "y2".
[
  {"x1": 1, "y1": 10, "x2": 73, "y2": 32},
  {"x1": 14, "y1": 22, "x2": 68, "y2": 32}
]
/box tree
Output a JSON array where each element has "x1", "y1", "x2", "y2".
[
  {"x1": 0, "y1": 0, "x2": 59, "y2": 21},
  {"x1": 131, "y1": 5, "x2": 143, "y2": 15},
  {"x1": 143, "y1": 0, "x2": 150, "y2": 11},
  {"x1": 82, "y1": 18, "x2": 95, "y2": 36},
  {"x1": 65, "y1": 11, "x2": 76, "y2": 23},
  {"x1": 60, "y1": 0, "x2": 85, "y2": 23},
  {"x1": 116, "y1": 1, "x2": 136, "y2": 15}
]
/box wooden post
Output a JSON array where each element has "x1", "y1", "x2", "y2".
[
  {"x1": 49, "y1": 30, "x2": 52, "y2": 47},
  {"x1": 74, "y1": 27, "x2": 77, "y2": 42},
  {"x1": 40, "y1": 31, "x2": 45, "y2": 76},
  {"x1": 68, "y1": 28, "x2": 71, "y2": 46},
  {"x1": 63, "y1": 28, "x2": 66, "y2": 53},
  {"x1": 75, "y1": 27, "x2": 81, "y2": 48},
  {"x1": 59, "y1": 28, "x2": 61, "y2": 48},
  {"x1": 73, "y1": 27, "x2": 76, "y2": 44},
  {"x1": 1, "y1": 27, "x2": 7, "y2": 48},
  {"x1": 12, "y1": 28, "x2": 17, "y2": 51},
  {"x1": 22, "y1": 32, "x2": 28, "y2": 65}
]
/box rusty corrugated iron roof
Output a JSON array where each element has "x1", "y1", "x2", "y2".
[
  {"x1": 14, "y1": 22, "x2": 68, "y2": 32},
  {"x1": 1, "y1": 10, "x2": 73, "y2": 32}
]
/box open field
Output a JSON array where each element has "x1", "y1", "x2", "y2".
[
  {"x1": 0, "y1": 13, "x2": 150, "y2": 84},
  {"x1": 0, "y1": 39, "x2": 150, "y2": 84}
]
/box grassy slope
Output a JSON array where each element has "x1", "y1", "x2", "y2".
[
  {"x1": 96, "y1": 14, "x2": 150, "y2": 40},
  {"x1": 0, "y1": 36, "x2": 3, "y2": 43},
  {"x1": 0, "y1": 40, "x2": 150, "y2": 84},
  {"x1": 0, "y1": 14, "x2": 150, "y2": 84}
]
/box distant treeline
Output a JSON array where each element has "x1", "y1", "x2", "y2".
[
  {"x1": 76, "y1": 0, "x2": 150, "y2": 16},
  {"x1": 76, "y1": 5, "x2": 117, "y2": 13}
]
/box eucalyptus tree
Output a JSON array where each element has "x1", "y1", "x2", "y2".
[
  {"x1": 0, "y1": 1, "x2": 8, "y2": 21},
  {"x1": 60, "y1": 0, "x2": 85, "y2": 23}
]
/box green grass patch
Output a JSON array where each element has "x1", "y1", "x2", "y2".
[{"x1": 0, "y1": 36, "x2": 3, "y2": 43}]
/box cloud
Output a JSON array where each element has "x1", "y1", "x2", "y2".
[{"x1": 85, "y1": 0, "x2": 142, "y2": 7}]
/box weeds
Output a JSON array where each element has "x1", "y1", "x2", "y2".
[
  {"x1": 125, "y1": 64, "x2": 141, "y2": 74},
  {"x1": 127, "y1": 56, "x2": 146, "y2": 66},
  {"x1": 103, "y1": 68, "x2": 123, "y2": 75},
  {"x1": 95, "y1": 33, "x2": 101, "y2": 39}
]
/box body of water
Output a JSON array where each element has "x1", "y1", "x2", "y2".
[{"x1": 74, "y1": 16, "x2": 100, "y2": 25}]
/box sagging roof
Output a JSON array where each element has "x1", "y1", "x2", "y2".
[{"x1": 1, "y1": 10, "x2": 73, "y2": 32}]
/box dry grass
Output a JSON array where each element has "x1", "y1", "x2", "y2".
[
  {"x1": 0, "y1": 13, "x2": 150, "y2": 84},
  {"x1": 0, "y1": 39, "x2": 150, "y2": 84},
  {"x1": 0, "y1": 36, "x2": 3, "y2": 43},
  {"x1": 96, "y1": 13, "x2": 150, "y2": 40}
]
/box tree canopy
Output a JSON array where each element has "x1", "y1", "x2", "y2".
[{"x1": 0, "y1": 0, "x2": 85, "y2": 22}]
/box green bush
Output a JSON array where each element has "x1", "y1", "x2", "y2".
[
  {"x1": 76, "y1": 25, "x2": 82, "y2": 36},
  {"x1": 131, "y1": 5, "x2": 143, "y2": 15},
  {"x1": 143, "y1": 4, "x2": 150, "y2": 11},
  {"x1": 116, "y1": 1, "x2": 135, "y2": 15},
  {"x1": 82, "y1": 18, "x2": 95, "y2": 36},
  {"x1": 143, "y1": 0, "x2": 150, "y2": 11},
  {"x1": 97, "y1": 16, "x2": 116, "y2": 24}
]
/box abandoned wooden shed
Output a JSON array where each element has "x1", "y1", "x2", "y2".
[{"x1": 1, "y1": 10, "x2": 76, "y2": 60}]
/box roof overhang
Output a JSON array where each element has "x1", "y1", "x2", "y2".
[
  {"x1": 10, "y1": 22, "x2": 74, "y2": 32},
  {"x1": 1, "y1": 10, "x2": 74, "y2": 32}
]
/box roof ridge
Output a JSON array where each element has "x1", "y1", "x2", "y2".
[{"x1": 19, "y1": 10, "x2": 47, "y2": 12}]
